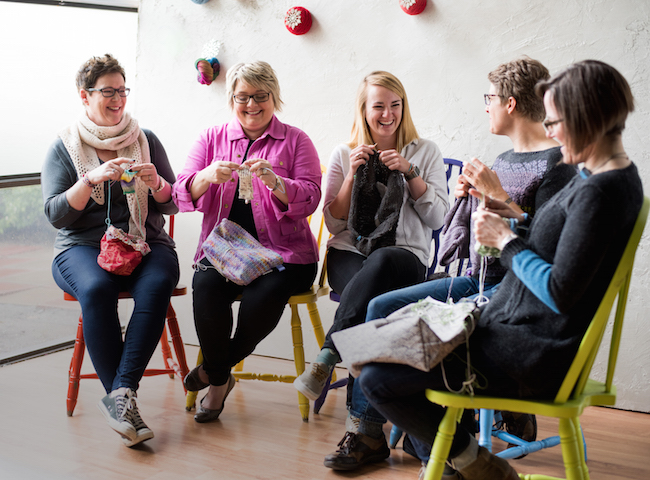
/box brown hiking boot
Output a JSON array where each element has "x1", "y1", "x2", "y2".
[
  {"x1": 456, "y1": 446, "x2": 519, "y2": 480},
  {"x1": 500, "y1": 411, "x2": 537, "y2": 458},
  {"x1": 323, "y1": 431, "x2": 390, "y2": 470}
]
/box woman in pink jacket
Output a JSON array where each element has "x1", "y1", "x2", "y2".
[{"x1": 172, "y1": 61, "x2": 322, "y2": 423}]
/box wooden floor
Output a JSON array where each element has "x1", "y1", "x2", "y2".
[{"x1": 1, "y1": 345, "x2": 649, "y2": 480}]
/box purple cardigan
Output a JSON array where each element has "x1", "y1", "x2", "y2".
[{"x1": 173, "y1": 116, "x2": 322, "y2": 265}]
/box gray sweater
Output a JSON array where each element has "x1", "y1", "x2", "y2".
[
  {"x1": 324, "y1": 139, "x2": 450, "y2": 269},
  {"x1": 42, "y1": 129, "x2": 178, "y2": 257},
  {"x1": 473, "y1": 163, "x2": 643, "y2": 398}
]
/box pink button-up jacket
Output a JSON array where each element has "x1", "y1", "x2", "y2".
[{"x1": 173, "y1": 116, "x2": 322, "y2": 265}]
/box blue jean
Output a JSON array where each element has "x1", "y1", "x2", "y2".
[
  {"x1": 53, "y1": 243, "x2": 179, "y2": 393},
  {"x1": 349, "y1": 276, "x2": 499, "y2": 430}
]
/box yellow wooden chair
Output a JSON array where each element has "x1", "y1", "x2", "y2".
[
  {"x1": 421, "y1": 196, "x2": 649, "y2": 480},
  {"x1": 186, "y1": 168, "x2": 331, "y2": 421}
]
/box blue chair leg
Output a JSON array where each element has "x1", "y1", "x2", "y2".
[
  {"x1": 478, "y1": 409, "x2": 494, "y2": 452},
  {"x1": 478, "y1": 409, "x2": 587, "y2": 462},
  {"x1": 389, "y1": 425, "x2": 403, "y2": 448}
]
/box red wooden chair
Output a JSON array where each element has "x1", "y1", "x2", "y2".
[{"x1": 63, "y1": 216, "x2": 189, "y2": 416}]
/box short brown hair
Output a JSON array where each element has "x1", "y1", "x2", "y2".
[
  {"x1": 75, "y1": 54, "x2": 125, "y2": 91},
  {"x1": 536, "y1": 60, "x2": 634, "y2": 154},
  {"x1": 487, "y1": 56, "x2": 550, "y2": 122},
  {"x1": 348, "y1": 71, "x2": 419, "y2": 152}
]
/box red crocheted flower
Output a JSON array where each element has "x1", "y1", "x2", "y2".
[
  {"x1": 285, "y1": 6, "x2": 312, "y2": 35},
  {"x1": 399, "y1": 0, "x2": 427, "y2": 15}
]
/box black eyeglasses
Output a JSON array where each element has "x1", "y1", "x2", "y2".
[
  {"x1": 483, "y1": 94, "x2": 503, "y2": 106},
  {"x1": 233, "y1": 92, "x2": 270, "y2": 104},
  {"x1": 543, "y1": 118, "x2": 564, "y2": 133},
  {"x1": 87, "y1": 87, "x2": 130, "y2": 98}
]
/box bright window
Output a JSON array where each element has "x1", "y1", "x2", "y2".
[{"x1": 0, "y1": 0, "x2": 138, "y2": 175}]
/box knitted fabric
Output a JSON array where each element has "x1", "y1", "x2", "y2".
[
  {"x1": 201, "y1": 218, "x2": 284, "y2": 286},
  {"x1": 439, "y1": 147, "x2": 573, "y2": 284},
  {"x1": 348, "y1": 152, "x2": 404, "y2": 256},
  {"x1": 58, "y1": 112, "x2": 150, "y2": 239}
]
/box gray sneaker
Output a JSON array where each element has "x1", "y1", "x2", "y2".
[
  {"x1": 97, "y1": 389, "x2": 137, "y2": 443},
  {"x1": 121, "y1": 392, "x2": 154, "y2": 447},
  {"x1": 293, "y1": 362, "x2": 333, "y2": 401}
]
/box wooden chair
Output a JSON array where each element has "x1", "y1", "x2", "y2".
[
  {"x1": 185, "y1": 168, "x2": 330, "y2": 422},
  {"x1": 421, "y1": 196, "x2": 649, "y2": 480},
  {"x1": 64, "y1": 216, "x2": 190, "y2": 417}
]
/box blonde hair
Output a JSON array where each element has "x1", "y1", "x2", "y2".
[
  {"x1": 226, "y1": 61, "x2": 283, "y2": 111},
  {"x1": 348, "y1": 71, "x2": 419, "y2": 152}
]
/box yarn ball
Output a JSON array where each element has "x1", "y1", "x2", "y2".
[
  {"x1": 285, "y1": 6, "x2": 312, "y2": 35},
  {"x1": 195, "y1": 57, "x2": 220, "y2": 85},
  {"x1": 191, "y1": 0, "x2": 211, "y2": 4},
  {"x1": 399, "y1": 0, "x2": 426, "y2": 15}
]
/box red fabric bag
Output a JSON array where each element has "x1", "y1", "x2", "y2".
[{"x1": 97, "y1": 225, "x2": 151, "y2": 276}]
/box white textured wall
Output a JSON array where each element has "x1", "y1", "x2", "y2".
[{"x1": 135, "y1": 0, "x2": 650, "y2": 412}]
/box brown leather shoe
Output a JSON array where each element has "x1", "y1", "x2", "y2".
[
  {"x1": 323, "y1": 431, "x2": 390, "y2": 470},
  {"x1": 456, "y1": 446, "x2": 519, "y2": 480}
]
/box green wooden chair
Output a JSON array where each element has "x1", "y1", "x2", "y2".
[{"x1": 421, "y1": 196, "x2": 649, "y2": 480}]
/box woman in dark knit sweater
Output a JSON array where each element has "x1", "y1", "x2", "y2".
[{"x1": 356, "y1": 60, "x2": 643, "y2": 480}]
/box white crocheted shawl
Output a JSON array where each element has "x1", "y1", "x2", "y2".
[{"x1": 59, "y1": 112, "x2": 150, "y2": 239}]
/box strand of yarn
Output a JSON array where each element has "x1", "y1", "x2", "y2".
[{"x1": 441, "y1": 323, "x2": 476, "y2": 397}]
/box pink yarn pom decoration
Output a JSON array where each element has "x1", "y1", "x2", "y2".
[
  {"x1": 285, "y1": 7, "x2": 312, "y2": 35},
  {"x1": 195, "y1": 57, "x2": 220, "y2": 85},
  {"x1": 399, "y1": 0, "x2": 426, "y2": 15}
]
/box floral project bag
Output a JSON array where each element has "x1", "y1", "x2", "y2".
[
  {"x1": 332, "y1": 296, "x2": 479, "y2": 377},
  {"x1": 201, "y1": 218, "x2": 284, "y2": 286}
]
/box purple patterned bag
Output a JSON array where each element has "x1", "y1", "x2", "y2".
[{"x1": 201, "y1": 218, "x2": 283, "y2": 286}]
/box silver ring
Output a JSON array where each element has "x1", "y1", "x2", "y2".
[{"x1": 356, "y1": 153, "x2": 361, "y2": 159}]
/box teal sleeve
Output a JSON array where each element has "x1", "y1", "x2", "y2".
[{"x1": 511, "y1": 250, "x2": 560, "y2": 313}]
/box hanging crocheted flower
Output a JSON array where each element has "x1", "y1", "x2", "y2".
[
  {"x1": 399, "y1": 0, "x2": 427, "y2": 15},
  {"x1": 194, "y1": 39, "x2": 222, "y2": 85},
  {"x1": 285, "y1": 7, "x2": 312, "y2": 35}
]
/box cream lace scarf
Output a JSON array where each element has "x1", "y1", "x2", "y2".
[{"x1": 59, "y1": 112, "x2": 150, "y2": 239}]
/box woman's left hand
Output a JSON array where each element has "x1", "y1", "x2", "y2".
[
  {"x1": 379, "y1": 149, "x2": 410, "y2": 173},
  {"x1": 131, "y1": 163, "x2": 161, "y2": 190},
  {"x1": 469, "y1": 189, "x2": 522, "y2": 220},
  {"x1": 245, "y1": 158, "x2": 278, "y2": 190},
  {"x1": 473, "y1": 208, "x2": 512, "y2": 248}
]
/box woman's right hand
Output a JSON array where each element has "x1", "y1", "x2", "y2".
[
  {"x1": 86, "y1": 158, "x2": 134, "y2": 185},
  {"x1": 346, "y1": 144, "x2": 376, "y2": 181},
  {"x1": 200, "y1": 161, "x2": 242, "y2": 185},
  {"x1": 454, "y1": 174, "x2": 472, "y2": 198}
]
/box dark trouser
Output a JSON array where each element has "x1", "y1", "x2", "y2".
[
  {"x1": 53, "y1": 243, "x2": 180, "y2": 393},
  {"x1": 358, "y1": 346, "x2": 521, "y2": 460},
  {"x1": 323, "y1": 246, "x2": 426, "y2": 352},
  {"x1": 192, "y1": 258, "x2": 316, "y2": 386}
]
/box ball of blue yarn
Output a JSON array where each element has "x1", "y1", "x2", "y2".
[{"x1": 191, "y1": 0, "x2": 211, "y2": 4}]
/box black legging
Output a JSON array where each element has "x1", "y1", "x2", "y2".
[
  {"x1": 193, "y1": 258, "x2": 317, "y2": 386},
  {"x1": 322, "y1": 246, "x2": 426, "y2": 352}
]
